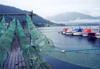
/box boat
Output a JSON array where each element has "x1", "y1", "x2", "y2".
[
  {"x1": 62, "y1": 28, "x2": 68, "y2": 34},
  {"x1": 88, "y1": 28, "x2": 100, "y2": 38},
  {"x1": 82, "y1": 29, "x2": 91, "y2": 36},
  {"x1": 73, "y1": 28, "x2": 83, "y2": 35},
  {"x1": 66, "y1": 28, "x2": 74, "y2": 35}
]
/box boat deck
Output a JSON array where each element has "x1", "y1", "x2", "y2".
[{"x1": 3, "y1": 35, "x2": 26, "y2": 69}]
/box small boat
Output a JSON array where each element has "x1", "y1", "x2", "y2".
[
  {"x1": 66, "y1": 28, "x2": 74, "y2": 35},
  {"x1": 62, "y1": 28, "x2": 68, "y2": 34},
  {"x1": 88, "y1": 28, "x2": 100, "y2": 38},
  {"x1": 82, "y1": 29, "x2": 91, "y2": 36},
  {"x1": 73, "y1": 28, "x2": 83, "y2": 35}
]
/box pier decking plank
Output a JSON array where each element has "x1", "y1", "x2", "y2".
[
  {"x1": 15, "y1": 52, "x2": 18, "y2": 69},
  {"x1": 8, "y1": 53, "x2": 13, "y2": 69},
  {"x1": 3, "y1": 35, "x2": 26, "y2": 69}
]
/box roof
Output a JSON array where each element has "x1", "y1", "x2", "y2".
[
  {"x1": 83, "y1": 29, "x2": 91, "y2": 33},
  {"x1": 74, "y1": 28, "x2": 83, "y2": 32}
]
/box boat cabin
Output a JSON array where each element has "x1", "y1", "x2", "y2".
[
  {"x1": 74, "y1": 28, "x2": 83, "y2": 32},
  {"x1": 62, "y1": 28, "x2": 69, "y2": 34},
  {"x1": 82, "y1": 29, "x2": 91, "y2": 33},
  {"x1": 88, "y1": 28, "x2": 100, "y2": 38}
]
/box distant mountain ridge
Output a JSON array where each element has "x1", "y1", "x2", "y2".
[
  {"x1": 46, "y1": 12, "x2": 99, "y2": 22},
  {"x1": 96, "y1": 16, "x2": 100, "y2": 18},
  {"x1": 0, "y1": 4, "x2": 62, "y2": 27}
]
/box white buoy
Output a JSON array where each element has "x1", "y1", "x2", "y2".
[
  {"x1": 62, "y1": 50, "x2": 65, "y2": 53},
  {"x1": 40, "y1": 49, "x2": 42, "y2": 51}
]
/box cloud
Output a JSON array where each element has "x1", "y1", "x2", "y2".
[
  {"x1": 0, "y1": 0, "x2": 100, "y2": 18},
  {"x1": 51, "y1": 18, "x2": 100, "y2": 24},
  {"x1": 68, "y1": 19, "x2": 100, "y2": 23}
]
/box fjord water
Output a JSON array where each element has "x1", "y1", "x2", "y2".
[{"x1": 38, "y1": 26, "x2": 100, "y2": 69}]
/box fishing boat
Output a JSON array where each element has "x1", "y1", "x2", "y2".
[
  {"x1": 88, "y1": 28, "x2": 100, "y2": 38},
  {"x1": 82, "y1": 29, "x2": 91, "y2": 36},
  {"x1": 73, "y1": 28, "x2": 83, "y2": 35},
  {"x1": 66, "y1": 28, "x2": 74, "y2": 35},
  {"x1": 62, "y1": 28, "x2": 68, "y2": 34}
]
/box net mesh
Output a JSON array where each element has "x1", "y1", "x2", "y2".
[
  {"x1": 26, "y1": 14, "x2": 54, "y2": 51},
  {"x1": 17, "y1": 20, "x2": 52, "y2": 69},
  {"x1": 0, "y1": 16, "x2": 6, "y2": 37},
  {"x1": 41, "y1": 47, "x2": 100, "y2": 69},
  {"x1": 0, "y1": 15, "x2": 99, "y2": 69},
  {"x1": 0, "y1": 18, "x2": 16, "y2": 68},
  {"x1": 26, "y1": 14, "x2": 100, "y2": 69}
]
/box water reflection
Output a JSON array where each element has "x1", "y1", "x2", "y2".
[
  {"x1": 63, "y1": 35, "x2": 100, "y2": 49},
  {"x1": 38, "y1": 26, "x2": 100, "y2": 51},
  {"x1": 39, "y1": 27, "x2": 100, "y2": 49},
  {"x1": 88, "y1": 38, "x2": 100, "y2": 47},
  {"x1": 38, "y1": 26, "x2": 100, "y2": 69},
  {"x1": 41, "y1": 30, "x2": 100, "y2": 50}
]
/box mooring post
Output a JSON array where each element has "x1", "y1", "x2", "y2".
[{"x1": 30, "y1": 10, "x2": 33, "y2": 20}]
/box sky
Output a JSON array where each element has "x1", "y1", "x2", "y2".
[{"x1": 0, "y1": 0, "x2": 100, "y2": 18}]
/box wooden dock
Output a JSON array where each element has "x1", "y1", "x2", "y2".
[{"x1": 3, "y1": 35, "x2": 26, "y2": 69}]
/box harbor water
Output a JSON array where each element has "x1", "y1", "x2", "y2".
[{"x1": 38, "y1": 26, "x2": 100, "y2": 69}]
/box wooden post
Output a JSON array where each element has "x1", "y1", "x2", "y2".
[{"x1": 30, "y1": 10, "x2": 33, "y2": 20}]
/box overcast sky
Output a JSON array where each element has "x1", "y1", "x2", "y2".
[{"x1": 0, "y1": 0, "x2": 100, "y2": 18}]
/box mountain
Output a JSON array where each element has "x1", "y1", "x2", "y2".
[
  {"x1": 0, "y1": 4, "x2": 64, "y2": 27},
  {"x1": 96, "y1": 16, "x2": 100, "y2": 19},
  {"x1": 46, "y1": 12, "x2": 99, "y2": 22}
]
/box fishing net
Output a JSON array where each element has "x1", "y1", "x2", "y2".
[
  {"x1": 26, "y1": 14, "x2": 100, "y2": 69},
  {"x1": 0, "y1": 18, "x2": 16, "y2": 68},
  {"x1": 0, "y1": 16, "x2": 6, "y2": 37},
  {"x1": 26, "y1": 14, "x2": 54, "y2": 51},
  {"x1": 41, "y1": 46, "x2": 100, "y2": 69},
  {"x1": 17, "y1": 20, "x2": 52, "y2": 69},
  {"x1": 0, "y1": 14, "x2": 99, "y2": 69}
]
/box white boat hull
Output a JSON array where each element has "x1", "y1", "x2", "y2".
[
  {"x1": 96, "y1": 36, "x2": 100, "y2": 38},
  {"x1": 66, "y1": 32, "x2": 73, "y2": 35},
  {"x1": 62, "y1": 32, "x2": 66, "y2": 34},
  {"x1": 96, "y1": 33, "x2": 100, "y2": 38},
  {"x1": 73, "y1": 32, "x2": 82, "y2": 36},
  {"x1": 82, "y1": 33, "x2": 88, "y2": 36}
]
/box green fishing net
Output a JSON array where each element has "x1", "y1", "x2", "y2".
[
  {"x1": 17, "y1": 20, "x2": 52, "y2": 69},
  {"x1": 0, "y1": 18, "x2": 16, "y2": 68},
  {"x1": 0, "y1": 14, "x2": 99, "y2": 69},
  {"x1": 41, "y1": 46, "x2": 100, "y2": 69},
  {"x1": 26, "y1": 14, "x2": 54, "y2": 51},
  {"x1": 0, "y1": 16, "x2": 6, "y2": 37},
  {"x1": 26, "y1": 14, "x2": 100, "y2": 69}
]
